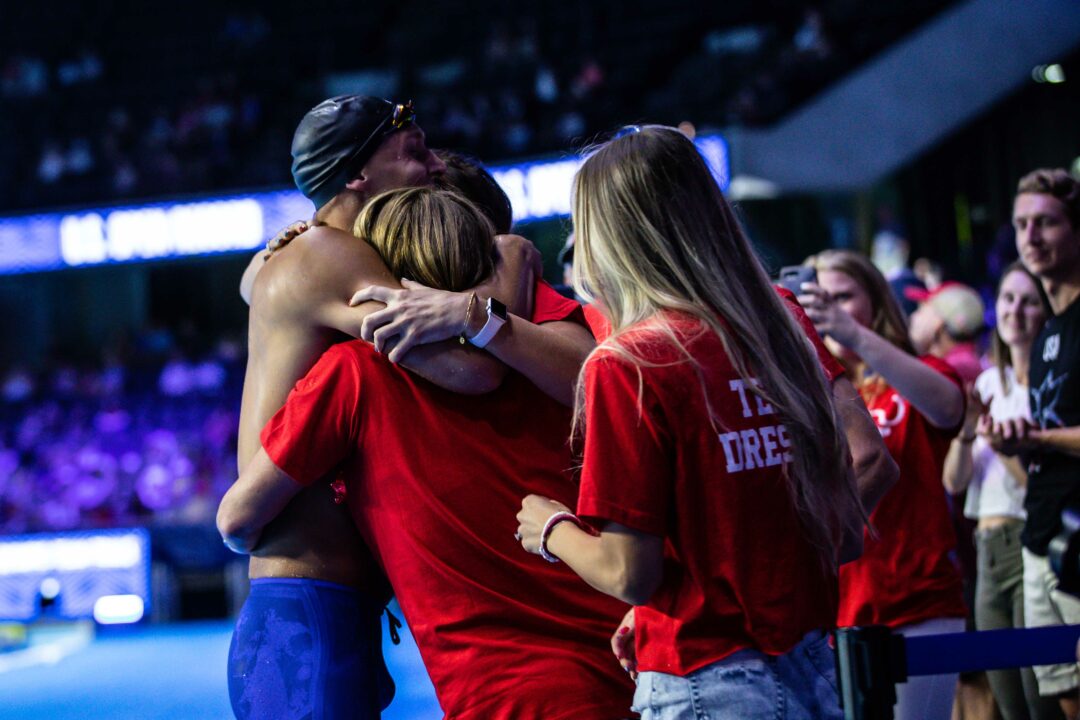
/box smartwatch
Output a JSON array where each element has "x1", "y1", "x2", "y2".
[{"x1": 469, "y1": 297, "x2": 508, "y2": 348}]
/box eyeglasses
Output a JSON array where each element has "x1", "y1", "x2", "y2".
[{"x1": 340, "y1": 100, "x2": 417, "y2": 180}]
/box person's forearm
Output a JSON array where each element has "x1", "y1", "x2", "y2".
[
  {"x1": 217, "y1": 485, "x2": 265, "y2": 554},
  {"x1": 852, "y1": 437, "x2": 898, "y2": 515},
  {"x1": 221, "y1": 522, "x2": 261, "y2": 555},
  {"x1": 333, "y1": 286, "x2": 509, "y2": 394},
  {"x1": 834, "y1": 377, "x2": 898, "y2": 514},
  {"x1": 398, "y1": 340, "x2": 508, "y2": 394},
  {"x1": 217, "y1": 448, "x2": 304, "y2": 554},
  {"x1": 850, "y1": 326, "x2": 963, "y2": 429},
  {"x1": 1033, "y1": 426, "x2": 1080, "y2": 459},
  {"x1": 482, "y1": 317, "x2": 593, "y2": 406},
  {"x1": 546, "y1": 523, "x2": 657, "y2": 605},
  {"x1": 942, "y1": 438, "x2": 975, "y2": 495}
]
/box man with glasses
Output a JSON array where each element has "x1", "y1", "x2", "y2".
[{"x1": 227, "y1": 96, "x2": 595, "y2": 719}]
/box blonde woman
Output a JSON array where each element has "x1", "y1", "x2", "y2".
[
  {"x1": 942, "y1": 261, "x2": 1057, "y2": 720},
  {"x1": 515, "y1": 126, "x2": 864, "y2": 719},
  {"x1": 800, "y1": 249, "x2": 968, "y2": 720}
]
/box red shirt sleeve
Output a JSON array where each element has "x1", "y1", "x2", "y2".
[
  {"x1": 260, "y1": 344, "x2": 362, "y2": 485},
  {"x1": 921, "y1": 353, "x2": 964, "y2": 388},
  {"x1": 533, "y1": 280, "x2": 586, "y2": 326},
  {"x1": 577, "y1": 353, "x2": 671, "y2": 536},
  {"x1": 774, "y1": 286, "x2": 845, "y2": 383},
  {"x1": 582, "y1": 304, "x2": 611, "y2": 342}
]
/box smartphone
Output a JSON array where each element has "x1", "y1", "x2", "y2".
[{"x1": 776, "y1": 266, "x2": 816, "y2": 296}]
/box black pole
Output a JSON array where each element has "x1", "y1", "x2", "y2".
[{"x1": 834, "y1": 626, "x2": 906, "y2": 720}]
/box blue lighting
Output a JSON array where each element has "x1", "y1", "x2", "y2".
[{"x1": 0, "y1": 134, "x2": 728, "y2": 276}]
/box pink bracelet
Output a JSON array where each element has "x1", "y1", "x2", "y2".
[{"x1": 539, "y1": 511, "x2": 585, "y2": 563}]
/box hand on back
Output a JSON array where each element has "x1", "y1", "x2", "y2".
[{"x1": 264, "y1": 220, "x2": 314, "y2": 259}]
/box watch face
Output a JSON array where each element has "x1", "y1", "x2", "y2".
[{"x1": 488, "y1": 297, "x2": 508, "y2": 320}]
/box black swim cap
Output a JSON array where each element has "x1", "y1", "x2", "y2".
[{"x1": 290, "y1": 95, "x2": 414, "y2": 210}]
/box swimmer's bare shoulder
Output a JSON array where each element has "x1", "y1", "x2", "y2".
[
  {"x1": 239, "y1": 226, "x2": 395, "y2": 468},
  {"x1": 256, "y1": 225, "x2": 398, "y2": 323}
]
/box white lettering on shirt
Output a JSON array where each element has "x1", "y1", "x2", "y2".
[
  {"x1": 869, "y1": 395, "x2": 907, "y2": 439},
  {"x1": 1043, "y1": 334, "x2": 1061, "y2": 363},
  {"x1": 776, "y1": 424, "x2": 794, "y2": 463},
  {"x1": 717, "y1": 376, "x2": 791, "y2": 474},
  {"x1": 719, "y1": 431, "x2": 744, "y2": 472},
  {"x1": 740, "y1": 429, "x2": 764, "y2": 469},
  {"x1": 760, "y1": 425, "x2": 781, "y2": 466},
  {"x1": 729, "y1": 379, "x2": 754, "y2": 418},
  {"x1": 753, "y1": 389, "x2": 775, "y2": 416}
]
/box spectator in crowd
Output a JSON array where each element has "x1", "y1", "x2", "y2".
[
  {"x1": 0, "y1": 4, "x2": 951, "y2": 215},
  {"x1": 907, "y1": 278, "x2": 995, "y2": 720},
  {"x1": 0, "y1": 340, "x2": 242, "y2": 535},
  {"x1": 907, "y1": 281, "x2": 987, "y2": 385},
  {"x1": 802, "y1": 249, "x2": 967, "y2": 720},
  {"x1": 915, "y1": 256, "x2": 947, "y2": 293},
  {"x1": 942, "y1": 260, "x2": 1059, "y2": 720},
  {"x1": 995, "y1": 168, "x2": 1080, "y2": 720},
  {"x1": 870, "y1": 209, "x2": 931, "y2": 318}
]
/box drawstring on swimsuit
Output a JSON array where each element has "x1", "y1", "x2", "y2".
[{"x1": 385, "y1": 607, "x2": 402, "y2": 645}]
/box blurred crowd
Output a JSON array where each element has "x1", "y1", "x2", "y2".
[
  {"x1": 0, "y1": 0, "x2": 949, "y2": 214},
  {"x1": 0, "y1": 329, "x2": 244, "y2": 534}
]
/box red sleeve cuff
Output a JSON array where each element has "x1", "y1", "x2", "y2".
[
  {"x1": 578, "y1": 496, "x2": 666, "y2": 537},
  {"x1": 533, "y1": 280, "x2": 587, "y2": 326},
  {"x1": 259, "y1": 434, "x2": 319, "y2": 487}
]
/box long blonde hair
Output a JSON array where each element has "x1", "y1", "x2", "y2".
[
  {"x1": 354, "y1": 187, "x2": 495, "y2": 291},
  {"x1": 572, "y1": 126, "x2": 864, "y2": 569}
]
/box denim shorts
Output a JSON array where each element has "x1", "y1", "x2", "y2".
[{"x1": 631, "y1": 631, "x2": 842, "y2": 720}]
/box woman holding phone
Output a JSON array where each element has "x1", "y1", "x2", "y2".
[{"x1": 800, "y1": 249, "x2": 968, "y2": 720}]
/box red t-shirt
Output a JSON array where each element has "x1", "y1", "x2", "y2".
[
  {"x1": 577, "y1": 309, "x2": 844, "y2": 677},
  {"x1": 837, "y1": 355, "x2": 967, "y2": 628},
  {"x1": 261, "y1": 283, "x2": 633, "y2": 720}
]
